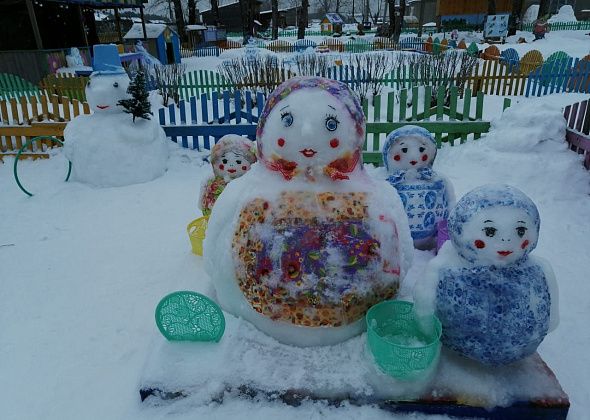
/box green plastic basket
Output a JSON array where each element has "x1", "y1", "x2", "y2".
[
  {"x1": 155, "y1": 291, "x2": 225, "y2": 342},
  {"x1": 366, "y1": 300, "x2": 442, "y2": 381}
]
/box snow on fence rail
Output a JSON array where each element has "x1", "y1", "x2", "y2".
[
  {"x1": 159, "y1": 86, "x2": 491, "y2": 165},
  {"x1": 0, "y1": 94, "x2": 90, "y2": 156},
  {"x1": 563, "y1": 98, "x2": 590, "y2": 170}
]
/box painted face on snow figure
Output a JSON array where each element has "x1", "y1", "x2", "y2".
[
  {"x1": 210, "y1": 134, "x2": 257, "y2": 182},
  {"x1": 386, "y1": 134, "x2": 437, "y2": 171},
  {"x1": 257, "y1": 77, "x2": 365, "y2": 181},
  {"x1": 449, "y1": 184, "x2": 540, "y2": 267},
  {"x1": 86, "y1": 73, "x2": 130, "y2": 113}
]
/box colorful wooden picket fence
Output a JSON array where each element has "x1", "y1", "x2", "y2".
[
  {"x1": 0, "y1": 94, "x2": 90, "y2": 157},
  {"x1": 0, "y1": 73, "x2": 42, "y2": 100},
  {"x1": 522, "y1": 21, "x2": 590, "y2": 32},
  {"x1": 159, "y1": 86, "x2": 490, "y2": 165},
  {"x1": 39, "y1": 73, "x2": 88, "y2": 102},
  {"x1": 563, "y1": 98, "x2": 590, "y2": 170}
]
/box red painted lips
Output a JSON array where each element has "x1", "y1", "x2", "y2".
[
  {"x1": 300, "y1": 149, "x2": 317, "y2": 158},
  {"x1": 410, "y1": 160, "x2": 418, "y2": 165},
  {"x1": 227, "y1": 169, "x2": 237, "y2": 173},
  {"x1": 497, "y1": 250, "x2": 513, "y2": 256}
]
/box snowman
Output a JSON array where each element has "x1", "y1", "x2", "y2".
[
  {"x1": 203, "y1": 77, "x2": 413, "y2": 347},
  {"x1": 382, "y1": 126, "x2": 454, "y2": 250},
  {"x1": 64, "y1": 44, "x2": 168, "y2": 188},
  {"x1": 414, "y1": 185, "x2": 559, "y2": 365},
  {"x1": 199, "y1": 135, "x2": 257, "y2": 217}
]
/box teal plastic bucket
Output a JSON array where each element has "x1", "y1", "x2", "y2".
[{"x1": 366, "y1": 300, "x2": 442, "y2": 381}]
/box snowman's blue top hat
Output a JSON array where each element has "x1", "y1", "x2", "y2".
[{"x1": 92, "y1": 44, "x2": 126, "y2": 75}]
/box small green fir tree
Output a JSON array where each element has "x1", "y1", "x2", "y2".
[{"x1": 118, "y1": 68, "x2": 152, "y2": 122}]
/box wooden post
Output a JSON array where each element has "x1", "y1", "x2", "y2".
[
  {"x1": 77, "y1": 4, "x2": 89, "y2": 48},
  {"x1": 114, "y1": 8, "x2": 123, "y2": 43},
  {"x1": 140, "y1": 6, "x2": 148, "y2": 40},
  {"x1": 25, "y1": 0, "x2": 43, "y2": 49},
  {"x1": 417, "y1": 0, "x2": 426, "y2": 37}
]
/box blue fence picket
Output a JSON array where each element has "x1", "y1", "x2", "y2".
[
  {"x1": 168, "y1": 103, "x2": 177, "y2": 143},
  {"x1": 179, "y1": 100, "x2": 188, "y2": 148},
  {"x1": 200, "y1": 92, "x2": 210, "y2": 150}
]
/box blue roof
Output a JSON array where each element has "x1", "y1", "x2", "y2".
[{"x1": 324, "y1": 13, "x2": 344, "y2": 24}]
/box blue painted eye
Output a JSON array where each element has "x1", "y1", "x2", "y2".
[
  {"x1": 325, "y1": 116, "x2": 338, "y2": 131},
  {"x1": 281, "y1": 112, "x2": 293, "y2": 127}
]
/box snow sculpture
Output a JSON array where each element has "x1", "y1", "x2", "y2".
[
  {"x1": 204, "y1": 76, "x2": 413, "y2": 347},
  {"x1": 64, "y1": 44, "x2": 168, "y2": 188},
  {"x1": 414, "y1": 185, "x2": 559, "y2": 365},
  {"x1": 199, "y1": 135, "x2": 257, "y2": 216},
  {"x1": 66, "y1": 47, "x2": 85, "y2": 68},
  {"x1": 383, "y1": 126, "x2": 454, "y2": 250}
]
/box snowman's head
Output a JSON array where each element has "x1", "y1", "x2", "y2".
[
  {"x1": 449, "y1": 185, "x2": 540, "y2": 266},
  {"x1": 383, "y1": 125, "x2": 437, "y2": 172},
  {"x1": 210, "y1": 135, "x2": 257, "y2": 181},
  {"x1": 86, "y1": 73, "x2": 130, "y2": 113},
  {"x1": 256, "y1": 77, "x2": 365, "y2": 181}
]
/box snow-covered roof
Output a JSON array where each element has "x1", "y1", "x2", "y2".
[
  {"x1": 124, "y1": 23, "x2": 173, "y2": 39},
  {"x1": 323, "y1": 13, "x2": 344, "y2": 24},
  {"x1": 186, "y1": 24, "x2": 208, "y2": 31},
  {"x1": 423, "y1": 22, "x2": 436, "y2": 27}
]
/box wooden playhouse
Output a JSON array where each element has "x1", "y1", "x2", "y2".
[
  {"x1": 320, "y1": 13, "x2": 344, "y2": 34},
  {"x1": 124, "y1": 23, "x2": 180, "y2": 65}
]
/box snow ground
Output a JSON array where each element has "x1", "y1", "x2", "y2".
[{"x1": 1, "y1": 91, "x2": 589, "y2": 420}]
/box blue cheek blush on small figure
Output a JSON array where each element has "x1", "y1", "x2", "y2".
[
  {"x1": 413, "y1": 184, "x2": 560, "y2": 366},
  {"x1": 383, "y1": 125, "x2": 455, "y2": 250}
]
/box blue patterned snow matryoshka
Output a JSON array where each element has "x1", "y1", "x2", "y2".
[
  {"x1": 414, "y1": 185, "x2": 560, "y2": 366},
  {"x1": 383, "y1": 125, "x2": 454, "y2": 250}
]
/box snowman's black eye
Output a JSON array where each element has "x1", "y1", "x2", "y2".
[
  {"x1": 236, "y1": 160, "x2": 242, "y2": 164},
  {"x1": 516, "y1": 226, "x2": 527, "y2": 237},
  {"x1": 401, "y1": 147, "x2": 408, "y2": 153},
  {"x1": 419, "y1": 147, "x2": 425, "y2": 152},
  {"x1": 113, "y1": 82, "x2": 119, "y2": 88},
  {"x1": 222, "y1": 159, "x2": 228, "y2": 164},
  {"x1": 483, "y1": 227, "x2": 497, "y2": 237}
]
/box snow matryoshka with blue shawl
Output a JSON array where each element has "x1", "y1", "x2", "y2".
[
  {"x1": 414, "y1": 185, "x2": 559, "y2": 366},
  {"x1": 383, "y1": 125, "x2": 455, "y2": 250}
]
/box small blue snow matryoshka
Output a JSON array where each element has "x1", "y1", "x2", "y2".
[
  {"x1": 383, "y1": 125, "x2": 454, "y2": 250},
  {"x1": 414, "y1": 184, "x2": 559, "y2": 366}
]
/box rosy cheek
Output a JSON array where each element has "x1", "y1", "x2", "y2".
[
  {"x1": 242, "y1": 166, "x2": 248, "y2": 171},
  {"x1": 393, "y1": 154, "x2": 401, "y2": 161},
  {"x1": 330, "y1": 138, "x2": 339, "y2": 148},
  {"x1": 218, "y1": 164, "x2": 224, "y2": 171},
  {"x1": 521, "y1": 240, "x2": 530, "y2": 249},
  {"x1": 474, "y1": 240, "x2": 486, "y2": 249},
  {"x1": 277, "y1": 138, "x2": 285, "y2": 147},
  {"x1": 422, "y1": 154, "x2": 428, "y2": 162}
]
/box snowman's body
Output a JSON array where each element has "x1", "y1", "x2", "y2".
[
  {"x1": 414, "y1": 185, "x2": 559, "y2": 366},
  {"x1": 204, "y1": 78, "x2": 413, "y2": 347},
  {"x1": 64, "y1": 45, "x2": 168, "y2": 188},
  {"x1": 383, "y1": 126, "x2": 454, "y2": 250}
]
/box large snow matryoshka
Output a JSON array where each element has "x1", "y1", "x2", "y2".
[
  {"x1": 204, "y1": 77, "x2": 413, "y2": 347},
  {"x1": 383, "y1": 125, "x2": 455, "y2": 250},
  {"x1": 199, "y1": 135, "x2": 257, "y2": 216},
  {"x1": 414, "y1": 185, "x2": 559, "y2": 366}
]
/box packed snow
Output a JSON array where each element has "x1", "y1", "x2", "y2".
[
  {"x1": 2, "y1": 87, "x2": 589, "y2": 419},
  {"x1": 3, "y1": 25, "x2": 590, "y2": 416},
  {"x1": 548, "y1": 5, "x2": 578, "y2": 23}
]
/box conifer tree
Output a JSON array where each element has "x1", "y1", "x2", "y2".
[{"x1": 118, "y1": 68, "x2": 152, "y2": 122}]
